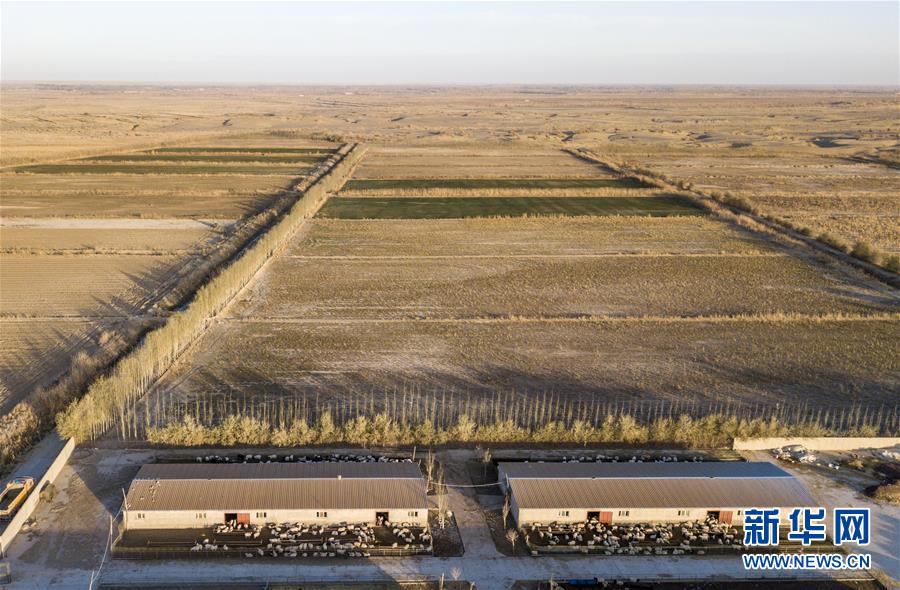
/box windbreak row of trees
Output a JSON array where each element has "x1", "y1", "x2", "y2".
[
  {"x1": 56, "y1": 143, "x2": 366, "y2": 442},
  {"x1": 145, "y1": 410, "x2": 889, "y2": 450}
]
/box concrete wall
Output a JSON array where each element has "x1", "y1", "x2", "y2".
[
  {"x1": 0, "y1": 437, "x2": 75, "y2": 556},
  {"x1": 124, "y1": 507, "x2": 427, "y2": 530},
  {"x1": 733, "y1": 437, "x2": 900, "y2": 451}
]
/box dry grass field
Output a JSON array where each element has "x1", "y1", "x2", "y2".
[
  {"x1": 633, "y1": 153, "x2": 900, "y2": 254},
  {"x1": 0, "y1": 254, "x2": 180, "y2": 316},
  {"x1": 0, "y1": 320, "x2": 102, "y2": 411},
  {"x1": 233, "y1": 252, "x2": 895, "y2": 320},
  {"x1": 145, "y1": 317, "x2": 899, "y2": 417},
  {"x1": 0, "y1": 129, "x2": 337, "y2": 453},
  {"x1": 1, "y1": 84, "x2": 897, "y2": 449},
  {"x1": 287, "y1": 217, "x2": 774, "y2": 257},
  {"x1": 353, "y1": 147, "x2": 613, "y2": 179},
  {"x1": 136, "y1": 135, "x2": 899, "y2": 441},
  {"x1": 0, "y1": 219, "x2": 220, "y2": 252}
]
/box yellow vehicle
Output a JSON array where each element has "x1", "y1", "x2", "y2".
[{"x1": 0, "y1": 477, "x2": 35, "y2": 520}]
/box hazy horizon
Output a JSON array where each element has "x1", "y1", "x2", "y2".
[{"x1": 2, "y1": 1, "x2": 899, "y2": 86}]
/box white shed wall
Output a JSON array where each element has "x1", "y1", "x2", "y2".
[
  {"x1": 125, "y1": 507, "x2": 427, "y2": 530},
  {"x1": 515, "y1": 506, "x2": 802, "y2": 526}
]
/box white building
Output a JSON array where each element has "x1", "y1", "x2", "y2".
[
  {"x1": 123, "y1": 462, "x2": 428, "y2": 530},
  {"x1": 498, "y1": 461, "x2": 815, "y2": 526}
]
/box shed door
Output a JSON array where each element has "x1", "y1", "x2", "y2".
[
  {"x1": 599, "y1": 511, "x2": 613, "y2": 524},
  {"x1": 719, "y1": 511, "x2": 733, "y2": 524},
  {"x1": 237, "y1": 513, "x2": 250, "y2": 525}
]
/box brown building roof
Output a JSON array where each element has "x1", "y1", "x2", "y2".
[
  {"x1": 501, "y1": 461, "x2": 816, "y2": 510},
  {"x1": 125, "y1": 462, "x2": 427, "y2": 512},
  {"x1": 499, "y1": 461, "x2": 792, "y2": 480},
  {"x1": 135, "y1": 461, "x2": 421, "y2": 481}
]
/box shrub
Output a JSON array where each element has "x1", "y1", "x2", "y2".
[
  {"x1": 851, "y1": 241, "x2": 880, "y2": 264},
  {"x1": 817, "y1": 232, "x2": 851, "y2": 253},
  {"x1": 883, "y1": 255, "x2": 900, "y2": 273}
]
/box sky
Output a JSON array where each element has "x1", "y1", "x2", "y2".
[{"x1": 1, "y1": 1, "x2": 898, "y2": 85}]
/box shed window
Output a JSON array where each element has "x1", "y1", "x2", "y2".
[
  {"x1": 618, "y1": 510, "x2": 630, "y2": 517},
  {"x1": 256, "y1": 512, "x2": 267, "y2": 518},
  {"x1": 677, "y1": 510, "x2": 690, "y2": 517},
  {"x1": 408, "y1": 511, "x2": 419, "y2": 517},
  {"x1": 558, "y1": 510, "x2": 569, "y2": 517},
  {"x1": 736, "y1": 510, "x2": 743, "y2": 516},
  {"x1": 316, "y1": 511, "x2": 328, "y2": 518},
  {"x1": 196, "y1": 513, "x2": 207, "y2": 519},
  {"x1": 135, "y1": 513, "x2": 145, "y2": 519}
]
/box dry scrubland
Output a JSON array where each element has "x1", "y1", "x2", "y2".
[
  {"x1": 0, "y1": 85, "x2": 897, "y2": 452},
  {"x1": 0, "y1": 130, "x2": 337, "y2": 466},
  {"x1": 633, "y1": 154, "x2": 898, "y2": 255}
]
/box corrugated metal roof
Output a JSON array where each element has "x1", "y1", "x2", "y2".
[
  {"x1": 499, "y1": 461, "x2": 791, "y2": 480},
  {"x1": 135, "y1": 462, "x2": 421, "y2": 481},
  {"x1": 509, "y1": 476, "x2": 816, "y2": 510},
  {"x1": 126, "y1": 463, "x2": 426, "y2": 512}
]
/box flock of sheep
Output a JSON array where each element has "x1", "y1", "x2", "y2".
[
  {"x1": 526, "y1": 518, "x2": 742, "y2": 555},
  {"x1": 190, "y1": 520, "x2": 431, "y2": 558},
  {"x1": 557, "y1": 454, "x2": 708, "y2": 463}
]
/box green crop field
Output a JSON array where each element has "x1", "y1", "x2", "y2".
[
  {"x1": 317, "y1": 196, "x2": 704, "y2": 219},
  {"x1": 342, "y1": 177, "x2": 650, "y2": 191}
]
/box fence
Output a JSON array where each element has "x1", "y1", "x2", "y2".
[{"x1": 0, "y1": 437, "x2": 75, "y2": 555}]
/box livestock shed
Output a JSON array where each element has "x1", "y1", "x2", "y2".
[
  {"x1": 123, "y1": 462, "x2": 428, "y2": 530},
  {"x1": 497, "y1": 461, "x2": 815, "y2": 526}
]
